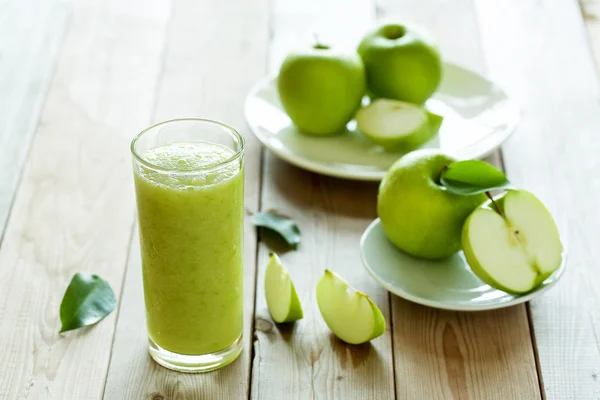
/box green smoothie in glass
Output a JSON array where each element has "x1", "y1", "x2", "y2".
[{"x1": 131, "y1": 119, "x2": 245, "y2": 373}]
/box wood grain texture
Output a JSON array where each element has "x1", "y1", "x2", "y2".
[
  {"x1": 102, "y1": 0, "x2": 269, "y2": 398},
  {"x1": 580, "y1": 0, "x2": 600, "y2": 74},
  {"x1": 475, "y1": 0, "x2": 600, "y2": 397},
  {"x1": 250, "y1": 1, "x2": 396, "y2": 399},
  {"x1": 0, "y1": 0, "x2": 69, "y2": 241},
  {"x1": 376, "y1": 0, "x2": 542, "y2": 398},
  {"x1": 0, "y1": 0, "x2": 170, "y2": 398}
]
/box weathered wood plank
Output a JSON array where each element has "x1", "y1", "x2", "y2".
[
  {"x1": 0, "y1": 0, "x2": 170, "y2": 398},
  {"x1": 375, "y1": 0, "x2": 542, "y2": 398},
  {"x1": 0, "y1": 0, "x2": 69, "y2": 241},
  {"x1": 103, "y1": 0, "x2": 269, "y2": 397},
  {"x1": 251, "y1": 1, "x2": 396, "y2": 399},
  {"x1": 476, "y1": 0, "x2": 600, "y2": 397}
]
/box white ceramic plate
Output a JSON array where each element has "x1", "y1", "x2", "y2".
[
  {"x1": 244, "y1": 63, "x2": 520, "y2": 181},
  {"x1": 360, "y1": 219, "x2": 566, "y2": 311}
]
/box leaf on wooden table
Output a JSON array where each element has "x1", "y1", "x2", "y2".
[
  {"x1": 252, "y1": 211, "x2": 300, "y2": 250},
  {"x1": 440, "y1": 160, "x2": 513, "y2": 195},
  {"x1": 59, "y1": 273, "x2": 117, "y2": 333}
]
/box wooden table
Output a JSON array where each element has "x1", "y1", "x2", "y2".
[{"x1": 1, "y1": 0, "x2": 599, "y2": 398}]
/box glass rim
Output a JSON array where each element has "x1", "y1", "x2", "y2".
[{"x1": 130, "y1": 118, "x2": 245, "y2": 173}]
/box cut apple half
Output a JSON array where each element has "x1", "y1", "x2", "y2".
[
  {"x1": 462, "y1": 189, "x2": 563, "y2": 294},
  {"x1": 316, "y1": 270, "x2": 386, "y2": 344},
  {"x1": 265, "y1": 253, "x2": 303, "y2": 323},
  {"x1": 355, "y1": 98, "x2": 443, "y2": 151}
]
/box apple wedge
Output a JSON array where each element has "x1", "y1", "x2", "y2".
[
  {"x1": 316, "y1": 270, "x2": 385, "y2": 344},
  {"x1": 462, "y1": 190, "x2": 563, "y2": 294},
  {"x1": 355, "y1": 99, "x2": 443, "y2": 151},
  {"x1": 265, "y1": 253, "x2": 303, "y2": 323}
]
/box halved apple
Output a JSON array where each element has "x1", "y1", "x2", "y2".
[
  {"x1": 316, "y1": 270, "x2": 386, "y2": 344},
  {"x1": 462, "y1": 189, "x2": 563, "y2": 294},
  {"x1": 265, "y1": 253, "x2": 303, "y2": 323},
  {"x1": 355, "y1": 98, "x2": 443, "y2": 151}
]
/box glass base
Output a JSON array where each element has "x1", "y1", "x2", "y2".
[{"x1": 148, "y1": 335, "x2": 243, "y2": 373}]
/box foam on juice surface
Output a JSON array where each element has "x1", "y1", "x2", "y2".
[{"x1": 139, "y1": 141, "x2": 239, "y2": 188}]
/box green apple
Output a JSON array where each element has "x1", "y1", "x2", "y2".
[
  {"x1": 355, "y1": 98, "x2": 443, "y2": 151},
  {"x1": 264, "y1": 253, "x2": 303, "y2": 323},
  {"x1": 378, "y1": 150, "x2": 486, "y2": 259},
  {"x1": 462, "y1": 190, "x2": 563, "y2": 294},
  {"x1": 316, "y1": 270, "x2": 385, "y2": 345},
  {"x1": 277, "y1": 44, "x2": 366, "y2": 136},
  {"x1": 358, "y1": 23, "x2": 442, "y2": 104}
]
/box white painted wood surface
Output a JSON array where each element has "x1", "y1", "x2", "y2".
[
  {"x1": 0, "y1": 0, "x2": 170, "y2": 398},
  {"x1": 0, "y1": 0, "x2": 69, "y2": 240},
  {"x1": 0, "y1": 0, "x2": 598, "y2": 398},
  {"x1": 476, "y1": 0, "x2": 600, "y2": 397}
]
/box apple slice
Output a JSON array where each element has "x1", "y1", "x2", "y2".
[
  {"x1": 462, "y1": 189, "x2": 563, "y2": 294},
  {"x1": 355, "y1": 98, "x2": 443, "y2": 151},
  {"x1": 265, "y1": 253, "x2": 303, "y2": 323},
  {"x1": 316, "y1": 270, "x2": 386, "y2": 344}
]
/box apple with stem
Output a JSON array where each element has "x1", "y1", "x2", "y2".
[
  {"x1": 277, "y1": 41, "x2": 366, "y2": 136},
  {"x1": 316, "y1": 270, "x2": 385, "y2": 345},
  {"x1": 358, "y1": 23, "x2": 442, "y2": 104},
  {"x1": 378, "y1": 150, "x2": 486, "y2": 259},
  {"x1": 462, "y1": 190, "x2": 563, "y2": 294}
]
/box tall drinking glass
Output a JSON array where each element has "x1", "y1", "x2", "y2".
[{"x1": 131, "y1": 118, "x2": 244, "y2": 373}]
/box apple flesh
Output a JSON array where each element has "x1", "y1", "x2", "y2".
[
  {"x1": 277, "y1": 44, "x2": 366, "y2": 136},
  {"x1": 378, "y1": 150, "x2": 486, "y2": 259},
  {"x1": 264, "y1": 253, "x2": 303, "y2": 323},
  {"x1": 462, "y1": 190, "x2": 563, "y2": 294},
  {"x1": 358, "y1": 23, "x2": 442, "y2": 104},
  {"x1": 316, "y1": 270, "x2": 385, "y2": 345},
  {"x1": 355, "y1": 98, "x2": 443, "y2": 151}
]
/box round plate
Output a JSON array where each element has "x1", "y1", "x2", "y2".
[
  {"x1": 360, "y1": 219, "x2": 566, "y2": 311},
  {"x1": 244, "y1": 63, "x2": 520, "y2": 181}
]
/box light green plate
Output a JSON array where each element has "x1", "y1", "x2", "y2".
[
  {"x1": 244, "y1": 63, "x2": 519, "y2": 181},
  {"x1": 360, "y1": 219, "x2": 566, "y2": 311}
]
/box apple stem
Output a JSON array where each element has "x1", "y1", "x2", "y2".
[
  {"x1": 313, "y1": 33, "x2": 320, "y2": 46},
  {"x1": 312, "y1": 33, "x2": 330, "y2": 50},
  {"x1": 486, "y1": 191, "x2": 505, "y2": 218}
]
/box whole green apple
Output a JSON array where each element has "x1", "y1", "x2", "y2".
[
  {"x1": 358, "y1": 23, "x2": 442, "y2": 104},
  {"x1": 378, "y1": 150, "x2": 485, "y2": 259},
  {"x1": 462, "y1": 190, "x2": 563, "y2": 294},
  {"x1": 277, "y1": 44, "x2": 366, "y2": 136}
]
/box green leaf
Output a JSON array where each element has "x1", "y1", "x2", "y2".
[
  {"x1": 252, "y1": 212, "x2": 300, "y2": 250},
  {"x1": 440, "y1": 160, "x2": 512, "y2": 195},
  {"x1": 59, "y1": 273, "x2": 116, "y2": 333}
]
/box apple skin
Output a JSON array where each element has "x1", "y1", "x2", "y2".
[
  {"x1": 316, "y1": 270, "x2": 386, "y2": 345},
  {"x1": 265, "y1": 253, "x2": 303, "y2": 323},
  {"x1": 378, "y1": 150, "x2": 486, "y2": 259},
  {"x1": 366, "y1": 294, "x2": 386, "y2": 342},
  {"x1": 284, "y1": 284, "x2": 304, "y2": 322},
  {"x1": 277, "y1": 45, "x2": 366, "y2": 136},
  {"x1": 358, "y1": 23, "x2": 442, "y2": 104},
  {"x1": 461, "y1": 190, "x2": 562, "y2": 294}
]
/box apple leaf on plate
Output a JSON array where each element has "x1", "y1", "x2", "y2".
[
  {"x1": 252, "y1": 211, "x2": 301, "y2": 250},
  {"x1": 440, "y1": 160, "x2": 513, "y2": 195},
  {"x1": 59, "y1": 273, "x2": 117, "y2": 333}
]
